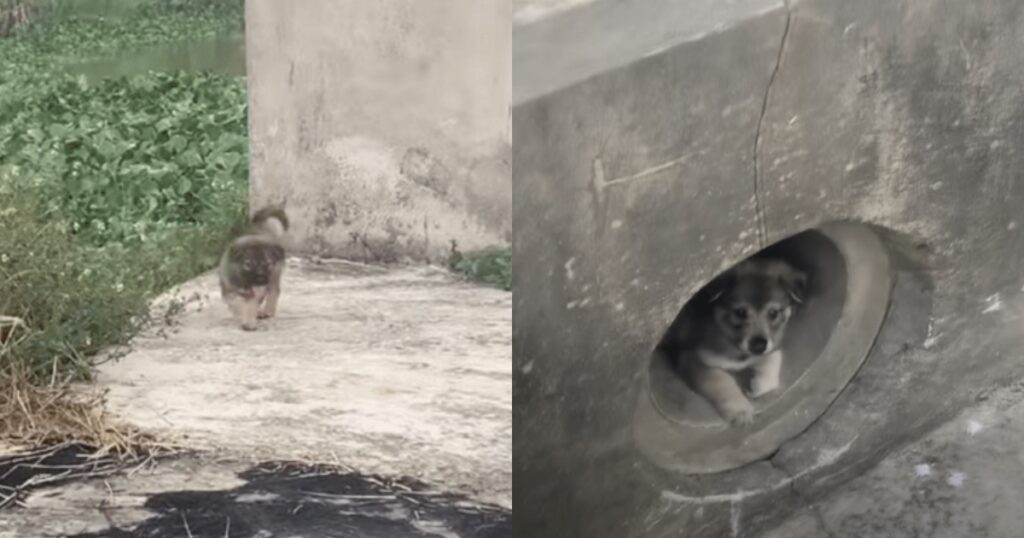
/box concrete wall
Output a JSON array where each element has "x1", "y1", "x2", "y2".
[
  {"x1": 513, "y1": 0, "x2": 1024, "y2": 536},
  {"x1": 245, "y1": 0, "x2": 511, "y2": 263}
]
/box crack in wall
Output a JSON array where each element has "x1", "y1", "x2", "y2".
[{"x1": 752, "y1": 2, "x2": 793, "y2": 248}]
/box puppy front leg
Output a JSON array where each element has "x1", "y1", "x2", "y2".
[
  {"x1": 689, "y1": 363, "x2": 755, "y2": 426},
  {"x1": 749, "y1": 350, "x2": 782, "y2": 399},
  {"x1": 258, "y1": 287, "x2": 278, "y2": 319},
  {"x1": 259, "y1": 269, "x2": 282, "y2": 319},
  {"x1": 226, "y1": 294, "x2": 260, "y2": 331}
]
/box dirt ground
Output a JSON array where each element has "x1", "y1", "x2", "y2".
[{"x1": 0, "y1": 258, "x2": 511, "y2": 537}]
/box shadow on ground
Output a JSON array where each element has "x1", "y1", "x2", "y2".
[{"x1": 64, "y1": 461, "x2": 510, "y2": 538}]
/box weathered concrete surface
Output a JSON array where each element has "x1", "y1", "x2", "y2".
[
  {"x1": 513, "y1": 0, "x2": 1024, "y2": 536},
  {"x1": 0, "y1": 457, "x2": 511, "y2": 537},
  {"x1": 92, "y1": 259, "x2": 511, "y2": 508},
  {"x1": 513, "y1": 0, "x2": 782, "y2": 104},
  {"x1": 513, "y1": 0, "x2": 600, "y2": 25},
  {"x1": 761, "y1": 378, "x2": 1024, "y2": 538},
  {"x1": 246, "y1": 0, "x2": 511, "y2": 263}
]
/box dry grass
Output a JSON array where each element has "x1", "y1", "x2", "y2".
[
  {"x1": 1, "y1": 315, "x2": 179, "y2": 508},
  {"x1": 0, "y1": 365, "x2": 150, "y2": 455}
]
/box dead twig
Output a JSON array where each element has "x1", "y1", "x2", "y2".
[{"x1": 181, "y1": 511, "x2": 195, "y2": 538}]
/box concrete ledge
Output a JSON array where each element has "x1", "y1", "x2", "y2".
[{"x1": 513, "y1": 0, "x2": 784, "y2": 105}]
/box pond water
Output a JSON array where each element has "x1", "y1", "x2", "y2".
[
  {"x1": 50, "y1": 0, "x2": 151, "y2": 19},
  {"x1": 46, "y1": 0, "x2": 246, "y2": 80},
  {"x1": 66, "y1": 36, "x2": 246, "y2": 80}
]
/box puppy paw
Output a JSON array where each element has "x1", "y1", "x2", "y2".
[
  {"x1": 722, "y1": 400, "x2": 756, "y2": 427},
  {"x1": 748, "y1": 376, "x2": 779, "y2": 399},
  {"x1": 241, "y1": 322, "x2": 259, "y2": 331},
  {"x1": 257, "y1": 311, "x2": 273, "y2": 320}
]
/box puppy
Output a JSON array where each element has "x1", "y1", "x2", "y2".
[
  {"x1": 219, "y1": 207, "x2": 289, "y2": 331},
  {"x1": 673, "y1": 257, "x2": 807, "y2": 426}
]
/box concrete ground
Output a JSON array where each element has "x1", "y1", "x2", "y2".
[
  {"x1": 0, "y1": 258, "x2": 510, "y2": 536},
  {"x1": 761, "y1": 378, "x2": 1024, "y2": 538}
]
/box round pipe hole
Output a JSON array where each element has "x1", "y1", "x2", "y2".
[{"x1": 634, "y1": 221, "x2": 892, "y2": 474}]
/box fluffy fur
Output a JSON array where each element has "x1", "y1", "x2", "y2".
[
  {"x1": 218, "y1": 206, "x2": 289, "y2": 331},
  {"x1": 672, "y1": 257, "x2": 807, "y2": 426}
]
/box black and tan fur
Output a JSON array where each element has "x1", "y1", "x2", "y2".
[
  {"x1": 671, "y1": 257, "x2": 807, "y2": 426},
  {"x1": 219, "y1": 207, "x2": 289, "y2": 331}
]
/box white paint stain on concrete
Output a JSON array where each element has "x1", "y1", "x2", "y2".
[
  {"x1": 514, "y1": 0, "x2": 598, "y2": 25},
  {"x1": 982, "y1": 294, "x2": 1002, "y2": 313},
  {"x1": 564, "y1": 257, "x2": 576, "y2": 282},
  {"x1": 914, "y1": 463, "x2": 933, "y2": 477},
  {"x1": 730, "y1": 500, "x2": 742, "y2": 537},
  {"x1": 660, "y1": 437, "x2": 859, "y2": 505},
  {"x1": 966, "y1": 419, "x2": 984, "y2": 435},
  {"x1": 923, "y1": 319, "x2": 940, "y2": 349},
  {"x1": 521, "y1": 360, "x2": 534, "y2": 374},
  {"x1": 947, "y1": 471, "x2": 966, "y2": 487}
]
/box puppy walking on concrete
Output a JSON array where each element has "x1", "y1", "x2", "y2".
[
  {"x1": 673, "y1": 257, "x2": 807, "y2": 426},
  {"x1": 219, "y1": 207, "x2": 289, "y2": 331}
]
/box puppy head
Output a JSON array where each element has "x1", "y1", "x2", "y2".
[
  {"x1": 231, "y1": 242, "x2": 285, "y2": 286},
  {"x1": 707, "y1": 258, "x2": 807, "y2": 356}
]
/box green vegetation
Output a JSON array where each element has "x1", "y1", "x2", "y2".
[
  {"x1": 0, "y1": 0, "x2": 511, "y2": 389},
  {"x1": 450, "y1": 247, "x2": 512, "y2": 291},
  {"x1": 0, "y1": 0, "x2": 246, "y2": 383}
]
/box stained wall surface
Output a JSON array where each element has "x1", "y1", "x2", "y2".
[
  {"x1": 512, "y1": 0, "x2": 1024, "y2": 536},
  {"x1": 246, "y1": 0, "x2": 511, "y2": 262}
]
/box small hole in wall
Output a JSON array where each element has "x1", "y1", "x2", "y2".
[{"x1": 649, "y1": 229, "x2": 849, "y2": 426}]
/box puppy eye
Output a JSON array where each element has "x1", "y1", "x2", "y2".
[
  {"x1": 732, "y1": 307, "x2": 748, "y2": 319},
  {"x1": 767, "y1": 308, "x2": 780, "y2": 320}
]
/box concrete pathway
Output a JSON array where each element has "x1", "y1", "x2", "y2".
[{"x1": 0, "y1": 258, "x2": 511, "y2": 537}]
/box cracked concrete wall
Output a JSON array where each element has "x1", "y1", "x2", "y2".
[
  {"x1": 513, "y1": 0, "x2": 1024, "y2": 536},
  {"x1": 245, "y1": 0, "x2": 511, "y2": 263}
]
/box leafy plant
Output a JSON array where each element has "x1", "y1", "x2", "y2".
[
  {"x1": 0, "y1": 0, "x2": 247, "y2": 383},
  {"x1": 1, "y1": 71, "x2": 249, "y2": 247},
  {"x1": 449, "y1": 247, "x2": 512, "y2": 291},
  {"x1": 0, "y1": 186, "x2": 149, "y2": 382}
]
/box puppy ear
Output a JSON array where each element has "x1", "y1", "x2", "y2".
[{"x1": 780, "y1": 267, "x2": 808, "y2": 304}]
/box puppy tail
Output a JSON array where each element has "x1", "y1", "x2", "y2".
[{"x1": 251, "y1": 206, "x2": 289, "y2": 240}]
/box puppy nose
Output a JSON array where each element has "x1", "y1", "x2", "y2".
[{"x1": 748, "y1": 336, "x2": 768, "y2": 354}]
